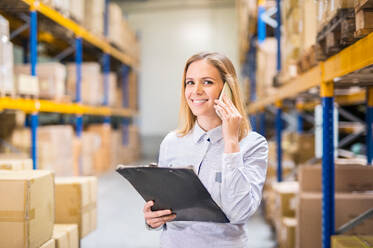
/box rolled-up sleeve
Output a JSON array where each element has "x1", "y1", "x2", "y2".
[{"x1": 220, "y1": 135, "x2": 268, "y2": 224}]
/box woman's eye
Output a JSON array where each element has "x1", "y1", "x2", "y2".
[
  {"x1": 203, "y1": 80, "x2": 213, "y2": 85},
  {"x1": 185, "y1": 81, "x2": 194, "y2": 85}
]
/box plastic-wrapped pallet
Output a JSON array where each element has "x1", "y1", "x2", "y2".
[
  {"x1": 66, "y1": 62, "x2": 101, "y2": 105},
  {"x1": 52, "y1": 224, "x2": 79, "y2": 248},
  {"x1": 14, "y1": 63, "x2": 66, "y2": 100},
  {"x1": 0, "y1": 170, "x2": 55, "y2": 248},
  {"x1": 55, "y1": 177, "x2": 97, "y2": 239},
  {"x1": 0, "y1": 15, "x2": 14, "y2": 96}
]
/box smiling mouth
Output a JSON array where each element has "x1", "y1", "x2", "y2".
[{"x1": 191, "y1": 99, "x2": 208, "y2": 103}]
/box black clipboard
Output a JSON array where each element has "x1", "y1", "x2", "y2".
[{"x1": 116, "y1": 165, "x2": 230, "y2": 223}]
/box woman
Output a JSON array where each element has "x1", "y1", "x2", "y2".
[{"x1": 143, "y1": 52, "x2": 268, "y2": 247}]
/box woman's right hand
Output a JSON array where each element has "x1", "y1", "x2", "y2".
[{"x1": 143, "y1": 200, "x2": 176, "y2": 229}]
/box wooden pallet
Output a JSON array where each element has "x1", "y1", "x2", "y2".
[
  {"x1": 316, "y1": 9, "x2": 356, "y2": 60},
  {"x1": 297, "y1": 46, "x2": 318, "y2": 73}
]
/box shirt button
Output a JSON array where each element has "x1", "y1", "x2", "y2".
[{"x1": 207, "y1": 138, "x2": 210, "y2": 142}]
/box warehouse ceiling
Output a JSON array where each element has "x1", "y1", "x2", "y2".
[{"x1": 112, "y1": 0, "x2": 235, "y2": 13}]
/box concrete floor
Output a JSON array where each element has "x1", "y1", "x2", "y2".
[{"x1": 82, "y1": 159, "x2": 277, "y2": 248}]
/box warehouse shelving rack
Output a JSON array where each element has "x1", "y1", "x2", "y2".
[
  {"x1": 1, "y1": 0, "x2": 138, "y2": 173},
  {"x1": 246, "y1": 1, "x2": 373, "y2": 247}
]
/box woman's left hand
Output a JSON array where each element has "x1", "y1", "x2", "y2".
[{"x1": 214, "y1": 95, "x2": 242, "y2": 153}]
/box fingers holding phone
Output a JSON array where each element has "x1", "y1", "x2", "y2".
[{"x1": 143, "y1": 201, "x2": 176, "y2": 229}]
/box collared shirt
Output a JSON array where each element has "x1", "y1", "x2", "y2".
[{"x1": 157, "y1": 122, "x2": 268, "y2": 248}]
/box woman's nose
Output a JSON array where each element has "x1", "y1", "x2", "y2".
[{"x1": 193, "y1": 83, "x2": 203, "y2": 94}]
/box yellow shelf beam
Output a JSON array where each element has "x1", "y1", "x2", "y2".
[
  {"x1": 248, "y1": 65, "x2": 322, "y2": 113},
  {"x1": 0, "y1": 97, "x2": 135, "y2": 117},
  {"x1": 323, "y1": 32, "x2": 373, "y2": 83},
  {"x1": 22, "y1": 0, "x2": 138, "y2": 68},
  {"x1": 247, "y1": 32, "x2": 373, "y2": 113},
  {"x1": 335, "y1": 90, "x2": 366, "y2": 105}
]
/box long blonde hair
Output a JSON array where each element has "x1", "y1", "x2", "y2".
[{"x1": 176, "y1": 52, "x2": 251, "y2": 141}]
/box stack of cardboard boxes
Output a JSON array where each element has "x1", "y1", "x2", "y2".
[
  {"x1": 297, "y1": 164, "x2": 373, "y2": 248},
  {"x1": 264, "y1": 162, "x2": 373, "y2": 248},
  {"x1": 0, "y1": 170, "x2": 97, "y2": 248},
  {"x1": 14, "y1": 63, "x2": 67, "y2": 101}
]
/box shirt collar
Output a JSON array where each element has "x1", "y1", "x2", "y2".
[{"x1": 192, "y1": 121, "x2": 223, "y2": 144}]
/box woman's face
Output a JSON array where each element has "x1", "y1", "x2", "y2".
[{"x1": 184, "y1": 60, "x2": 224, "y2": 119}]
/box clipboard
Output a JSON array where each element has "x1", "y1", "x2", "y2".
[{"x1": 116, "y1": 165, "x2": 230, "y2": 223}]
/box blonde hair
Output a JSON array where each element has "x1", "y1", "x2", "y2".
[{"x1": 176, "y1": 52, "x2": 251, "y2": 141}]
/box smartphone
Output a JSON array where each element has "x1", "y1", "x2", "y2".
[
  {"x1": 216, "y1": 82, "x2": 232, "y2": 118},
  {"x1": 219, "y1": 82, "x2": 232, "y2": 101}
]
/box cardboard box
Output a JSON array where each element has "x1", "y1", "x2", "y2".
[
  {"x1": 332, "y1": 235, "x2": 373, "y2": 248},
  {"x1": 15, "y1": 74, "x2": 39, "y2": 97},
  {"x1": 66, "y1": 63, "x2": 101, "y2": 105},
  {"x1": 0, "y1": 155, "x2": 33, "y2": 170},
  {"x1": 128, "y1": 70, "x2": 138, "y2": 110},
  {"x1": 52, "y1": 224, "x2": 79, "y2": 248},
  {"x1": 83, "y1": 0, "x2": 104, "y2": 36},
  {"x1": 282, "y1": 132, "x2": 315, "y2": 165},
  {"x1": 299, "y1": 164, "x2": 373, "y2": 193},
  {"x1": 9, "y1": 128, "x2": 31, "y2": 154},
  {"x1": 279, "y1": 217, "x2": 296, "y2": 248},
  {"x1": 355, "y1": 8, "x2": 373, "y2": 34},
  {"x1": 100, "y1": 72, "x2": 117, "y2": 107},
  {"x1": 14, "y1": 63, "x2": 66, "y2": 100},
  {"x1": 273, "y1": 181, "x2": 299, "y2": 219},
  {"x1": 69, "y1": 0, "x2": 84, "y2": 23},
  {"x1": 121, "y1": 19, "x2": 140, "y2": 59},
  {"x1": 72, "y1": 137, "x2": 81, "y2": 176},
  {"x1": 108, "y1": 3, "x2": 122, "y2": 47},
  {"x1": 0, "y1": 170, "x2": 54, "y2": 248},
  {"x1": 81, "y1": 132, "x2": 101, "y2": 175},
  {"x1": 87, "y1": 124, "x2": 111, "y2": 173},
  {"x1": 55, "y1": 177, "x2": 97, "y2": 238},
  {"x1": 38, "y1": 125, "x2": 74, "y2": 176},
  {"x1": 0, "y1": 111, "x2": 17, "y2": 140},
  {"x1": 40, "y1": 239, "x2": 55, "y2": 248},
  {"x1": 296, "y1": 192, "x2": 373, "y2": 248},
  {"x1": 256, "y1": 38, "x2": 277, "y2": 99},
  {"x1": 299, "y1": 0, "x2": 317, "y2": 53}
]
